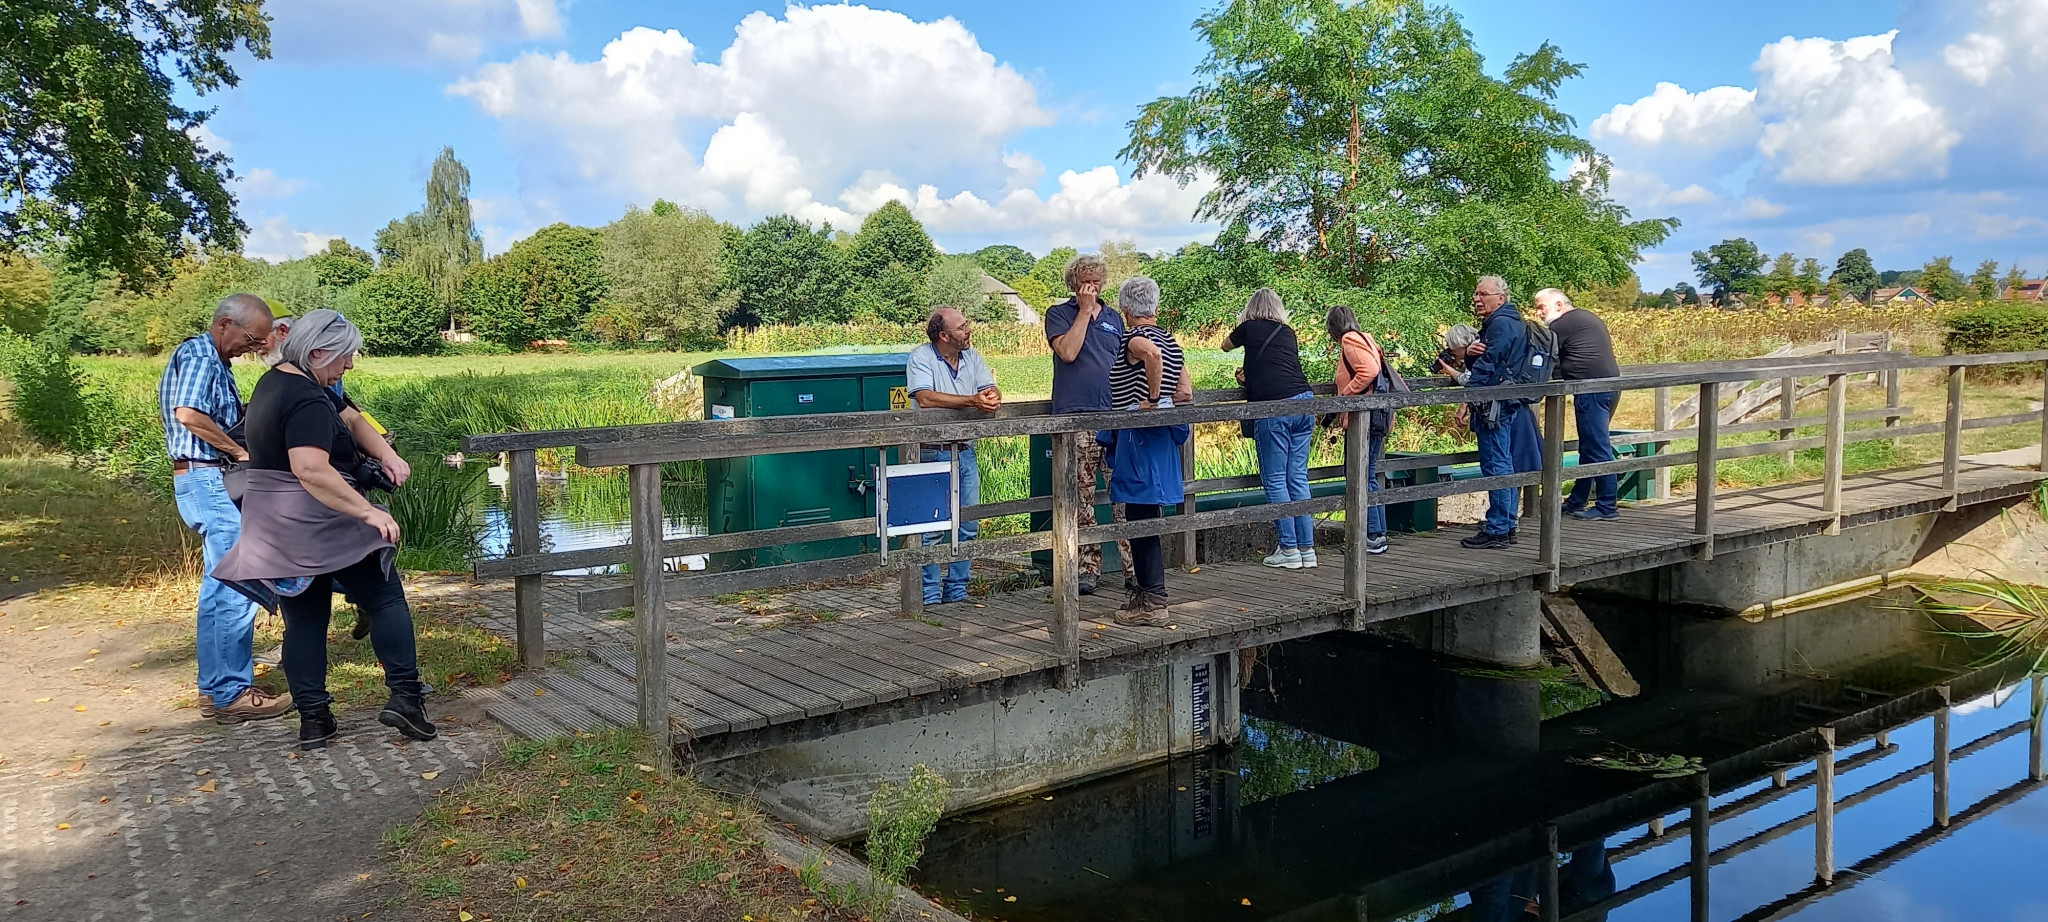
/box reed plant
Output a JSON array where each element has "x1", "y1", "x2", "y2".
[
  {"x1": 388, "y1": 456, "x2": 486, "y2": 571},
  {"x1": 1917, "y1": 575, "x2": 2048, "y2": 674}
]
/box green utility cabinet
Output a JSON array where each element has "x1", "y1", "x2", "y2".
[{"x1": 697, "y1": 355, "x2": 909, "y2": 571}]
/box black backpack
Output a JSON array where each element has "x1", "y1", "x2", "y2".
[{"x1": 1515, "y1": 317, "x2": 1559, "y2": 403}]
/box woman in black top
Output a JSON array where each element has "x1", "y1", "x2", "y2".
[
  {"x1": 1219, "y1": 288, "x2": 1318, "y2": 570},
  {"x1": 223, "y1": 310, "x2": 431, "y2": 750}
]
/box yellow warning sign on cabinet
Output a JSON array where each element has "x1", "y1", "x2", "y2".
[{"x1": 888, "y1": 386, "x2": 910, "y2": 410}]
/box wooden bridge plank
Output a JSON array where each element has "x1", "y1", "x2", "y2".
[
  {"x1": 586, "y1": 643, "x2": 769, "y2": 733},
  {"x1": 725, "y1": 631, "x2": 917, "y2": 706}
]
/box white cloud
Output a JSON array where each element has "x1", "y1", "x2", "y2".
[
  {"x1": 1571, "y1": 158, "x2": 1715, "y2": 213},
  {"x1": 187, "y1": 123, "x2": 229, "y2": 154},
  {"x1": 1752, "y1": 32, "x2": 1960, "y2": 185},
  {"x1": 269, "y1": 0, "x2": 566, "y2": 64},
  {"x1": 243, "y1": 217, "x2": 339, "y2": 262},
  {"x1": 1591, "y1": 82, "x2": 1758, "y2": 149},
  {"x1": 235, "y1": 168, "x2": 305, "y2": 201},
  {"x1": 1802, "y1": 230, "x2": 1836, "y2": 252},
  {"x1": 1737, "y1": 197, "x2": 1788, "y2": 219},
  {"x1": 450, "y1": 5, "x2": 1206, "y2": 249},
  {"x1": 1970, "y1": 213, "x2": 2048, "y2": 239}
]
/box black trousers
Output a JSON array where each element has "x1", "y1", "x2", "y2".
[
  {"x1": 1126, "y1": 503, "x2": 1165, "y2": 595},
  {"x1": 279, "y1": 552, "x2": 422, "y2": 712}
]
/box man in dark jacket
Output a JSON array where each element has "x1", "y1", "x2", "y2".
[
  {"x1": 1457, "y1": 275, "x2": 1530, "y2": 548},
  {"x1": 1536, "y1": 288, "x2": 1623, "y2": 520}
]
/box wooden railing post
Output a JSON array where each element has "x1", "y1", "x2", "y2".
[
  {"x1": 1689, "y1": 773, "x2": 1711, "y2": 922},
  {"x1": 1177, "y1": 435, "x2": 1198, "y2": 568},
  {"x1": 628, "y1": 461, "x2": 673, "y2": 773},
  {"x1": 1823, "y1": 373, "x2": 1847, "y2": 534},
  {"x1": 1539, "y1": 823, "x2": 1561, "y2": 922},
  {"x1": 1941, "y1": 365, "x2": 1964, "y2": 510},
  {"x1": 1654, "y1": 386, "x2": 1672, "y2": 500},
  {"x1": 508, "y1": 448, "x2": 545, "y2": 669},
  {"x1": 1343, "y1": 410, "x2": 1369, "y2": 629},
  {"x1": 2039, "y1": 362, "x2": 2048, "y2": 474},
  {"x1": 898, "y1": 441, "x2": 924, "y2": 617},
  {"x1": 1779, "y1": 375, "x2": 1798, "y2": 469},
  {"x1": 2031, "y1": 673, "x2": 2044, "y2": 782},
  {"x1": 1933, "y1": 685, "x2": 1951, "y2": 827},
  {"x1": 1815, "y1": 725, "x2": 1836, "y2": 885},
  {"x1": 1883, "y1": 332, "x2": 1902, "y2": 446},
  {"x1": 1049, "y1": 431, "x2": 1081, "y2": 689},
  {"x1": 1694, "y1": 382, "x2": 1718, "y2": 560},
  {"x1": 1539, "y1": 393, "x2": 1565, "y2": 590}
]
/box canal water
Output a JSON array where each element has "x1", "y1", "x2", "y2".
[
  {"x1": 470, "y1": 465, "x2": 710, "y2": 572},
  {"x1": 907, "y1": 592, "x2": 2048, "y2": 921}
]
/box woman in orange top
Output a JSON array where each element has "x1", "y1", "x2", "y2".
[{"x1": 1326, "y1": 305, "x2": 1389, "y2": 555}]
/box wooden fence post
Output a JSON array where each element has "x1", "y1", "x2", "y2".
[
  {"x1": 1779, "y1": 375, "x2": 1798, "y2": 470},
  {"x1": 1883, "y1": 331, "x2": 1902, "y2": 445},
  {"x1": 1539, "y1": 823, "x2": 1561, "y2": 922},
  {"x1": 628, "y1": 461, "x2": 673, "y2": 774},
  {"x1": 1344, "y1": 411, "x2": 1369, "y2": 629},
  {"x1": 1933, "y1": 685, "x2": 1951, "y2": 827},
  {"x1": 1654, "y1": 386, "x2": 1672, "y2": 501},
  {"x1": 2031, "y1": 674, "x2": 2044, "y2": 782},
  {"x1": 1942, "y1": 365, "x2": 1964, "y2": 510},
  {"x1": 1689, "y1": 773, "x2": 1711, "y2": 922},
  {"x1": 898, "y1": 441, "x2": 924, "y2": 617},
  {"x1": 1050, "y1": 431, "x2": 1081, "y2": 689},
  {"x1": 1177, "y1": 435, "x2": 1198, "y2": 568},
  {"x1": 2039, "y1": 362, "x2": 2048, "y2": 474},
  {"x1": 1694, "y1": 381, "x2": 1718, "y2": 561},
  {"x1": 1539, "y1": 394, "x2": 1565, "y2": 590},
  {"x1": 508, "y1": 448, "x2": 545, "y2": 669},
  {"x1": 1823, "y1": 373, "x2": 1847, "y2": 534},
  {"x1": 1815, "y1": 725, "x2": 1836, "y2": 885}
]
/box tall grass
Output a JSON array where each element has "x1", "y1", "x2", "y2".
[{"x1": 387, "y1": 456, "x2": 486, "y2": 571}]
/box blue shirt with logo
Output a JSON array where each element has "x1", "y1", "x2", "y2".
[{"x1": 1043, "y1": 298, "x2": 1125, "y2": 413}]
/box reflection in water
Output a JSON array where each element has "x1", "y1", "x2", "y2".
[
  {"x1": 469, "y1": 465, "x2": 709, "y2": 572},
  {"x1": 909, "y1": 592, "x2": 2048, "y2": 922}
]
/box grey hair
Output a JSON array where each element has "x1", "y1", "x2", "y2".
[
  {"x1": 213, "y1": 293, "x2": 273, "y2": 326},
  {"x1": 1446, "y1": 324, "x2": 1479, "y2": 351},
  {"x1": 279, "y1": 308, "x2": 362, "y2": 372},
  {"x1": 1475, "y1": 275, "x2": 1508, "y2": 296},
  {"x1": 1062, "y1": 253, "x2": 1109, "y2": 291},
  {"x1": 1534, "y1": 287, "x2": 1574, "y2": 310},
  {"x1": 1239, "y1": 288, "x2": 1286, "y2": 324},
  {"x1": 1117, "y1": 276, "x2": 1160, "y2": 318}
]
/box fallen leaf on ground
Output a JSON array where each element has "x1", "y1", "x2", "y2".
[
  {"x1": 514, "y1": 877, "x2": 527, "y2": 888},
  {"x1": 197, "y1": 779, "x2": 216, "y2": 793},
  {"x1": 1005, "y1": 896, "x2": 1017, "y2": 903},
  {"x1": 532, "y1": 688, "x2": 545, "y2": 697},
  {"x1": 31, "y1": 698, "x2": 49, "y2": 704},
  {"x1": 54, "y1": 824, "x2": 69, "y2": 830},
  {"x1": 420, "y1": 771, "x2": 439, "y2": 780},
  {"x1": 459, "y1": 913, "x2": 474, "y2": 922},
  {"x1": 1241, "y1": 898, "x2": 1252, "y2": 905},
  {"x1": 195, "y1": 769, "x2": 209, "y2": 776},
  {"x1": 354, "y1": 873, "x2": 372, "y2": 881}
]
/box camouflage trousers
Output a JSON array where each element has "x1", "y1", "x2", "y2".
[{"x1": 1073, "y1": 438, "x2": 1134, "y2": 580}]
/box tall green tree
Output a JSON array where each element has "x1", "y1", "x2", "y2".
[
  {"x1": 2005, "y1": 264, "x2": 2029, "y2": 299},
  {"x1": 845, "y1": 201, "x2": 937, "y2": 324},
  {"x1": 1968, "y1": 259, "x2": 2000, "y2": 302},
  {"x1": 1763, "y1": 251, "x2": 1798, "y2": 298},
  {"x1": 459, "y1": 223, "x2": 606, "y2": 350},
  {"x1": 1028, "y1": 247, "x2": 1079, "y2": 303},
  {"x1": 1796, "y1": 258, "x2": 1823, "y2": 298},
  {"x1": 1691, "y1": 238, "x2": 1766, "y2": 304},
  {"x1": 971, "y1": 245, "x2": 1036, "y2": 281},
  {"x1": 590, "y1": 204, "x2": 736, "y2": 348},
  {"x1": 342, "y1": 268, "x2": 441, "y2": 355},
  {"x1": 724, "y1": 215, "x2": 847, "y2": 326},
  {"x1": 926, "y1": 255, "x2": 1008, "y2": 322},
  {"x1": 0, "y1": 253, "x2": 53, "y2": 334},
  {"x1": 309, "y1": 238, "x2": 374, "y2": 289},
  {"x1": 1123, "y1": 0, "x2": 1672, "y2": 297},
  {"x1": 376, "y1": 147, "x2": 483, "y2": 329},
  {"x1": 1830, "y1": 248, "x2": 1879, "y2": 302},
  {"x1": 1918, "y1": 257, "x2": 1965, "y2": 302},
  {"x1": 1, "y1": 1, "x2": 270, "y2": 284}
]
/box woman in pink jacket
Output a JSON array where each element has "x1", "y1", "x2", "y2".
[{"x1": 1327, "y1": 306, "x2": 1389, "y2": 555}]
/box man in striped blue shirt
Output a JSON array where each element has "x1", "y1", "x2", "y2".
[{"x1": 159, "y1": 294, "x2": 294, "y2": 724}]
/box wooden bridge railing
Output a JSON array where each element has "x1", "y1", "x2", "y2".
[{"x1": 462, "y1": 348, "x2": 2048, "y2": 747}]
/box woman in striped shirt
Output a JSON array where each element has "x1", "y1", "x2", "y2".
[{"x1": 1099, "y1": 276, "x2": 1192, "y2": 625}]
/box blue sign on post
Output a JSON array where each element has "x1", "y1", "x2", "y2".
[{"x1": 874, "y1": 454, "x2": 959, "y2": 560}]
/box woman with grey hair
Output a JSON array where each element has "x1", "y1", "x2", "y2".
[
  {"x1": 1102, "y1": 276, "x2": 1193, "y2": 624},
  {"x1": 1436, "y1": 324, "x2": 1480, "y2": 383},
  {"x1": 1220, "y1": 288, "x2": 1317, "y2": 569},
  {"x1": 213, "y1": 309, "x2": 432, "y2": 750}
]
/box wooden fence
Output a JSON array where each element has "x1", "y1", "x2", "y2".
[{"x1": 463, "y1": 348, "x2": 2048, "y2": 751}]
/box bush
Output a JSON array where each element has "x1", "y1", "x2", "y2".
[
  {"x1": 0, "y1": 330, "x2": 115, "y2": 455},
  {"x1": 343, "y1": 269, "x2": 443, "y2": 355},
  {"x1": 1945, "y1": 302, "x2": 2048, "y2": 356}
]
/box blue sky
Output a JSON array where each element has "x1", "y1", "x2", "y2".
[{"x1": 205, "y1": 0, "x2": 2048, "y2": 290}]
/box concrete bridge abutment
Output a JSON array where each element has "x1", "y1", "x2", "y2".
[{"x1": 1579, "y1": 513, "x2": 1938, "y2": 614}]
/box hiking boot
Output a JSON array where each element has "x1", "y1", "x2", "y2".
[
  {"x1": 1113, "y1": 591, "x2": 1171, "y2": 626},
  {"x1": 1078, "y1": 572, "x2": 1100, "y2": 596},
  {"x1": 1459, "y1": 531, "x2": 1515, "y2": 550},
  {"x1": 1262, "y1": 547, "x2": 1304, "y2": 569},
  {"x1": 196, "y1": 695, "x2": 217, "y2": 720},
  {"x1": 1299, "y1": 548, "x2": 1319, "y2": 568},
  {"x1": 1364, "y1": 535, "x2": 1390, "y2": 556},
  {"x1": 1569, "y1": 507, "x2": 1620, "y2": 521},
  {"x1": 351, "y1": 613, "x2": 371, "y2": 640},
  {"x1": 379, "y1": 690, "x2": 437, "y2": 742},
  {"x1": 299, "y1": 706, "x2": 337, "y2": 751},
  {"x1": 214, "y1": 687, "x2": 294, "y2": 725}
]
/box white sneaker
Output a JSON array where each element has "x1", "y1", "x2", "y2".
[
  {"x1": 1299, "y1": 548, "x2": 1318, "y2": 568},
  {"x1": 1262, "y1": 547, "x2": 1303, "y2": 569}
]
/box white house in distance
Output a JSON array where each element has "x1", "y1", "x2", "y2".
[{"x1": 979, "y1": 273, "x2": 1037, "y2": 324}]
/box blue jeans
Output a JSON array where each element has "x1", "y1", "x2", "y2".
[
  {"x1": 1567, "y1": 391, "x2": 1619, "y2": 514},
  {"x1": 1366, "y1": 430, "x2": 1386, "y2": 538},
  {"x1": 1473, "y1": 405, "x2": 1520, "y2": 536},
  {"x1": 172, "y1": 467, "x2": 259, "y2": 708},
  {"x1": 1255, "y1": 394, "x2": 1316, "y2": 548},
  {"x1": 919, "y1": 446, "x2": 980, "y2": 603}
]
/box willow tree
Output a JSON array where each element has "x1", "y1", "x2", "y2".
[
  {"x1": 1123, "y1": 0, "x2": 1672, "y2": 304},
  {"x1": 375, "y1": 147, "x2": 484, "y2": 329}
]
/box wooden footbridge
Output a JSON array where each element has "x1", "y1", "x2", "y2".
[{"x1": 461, "y1": 348, "x2": 2048, "y2": 765}]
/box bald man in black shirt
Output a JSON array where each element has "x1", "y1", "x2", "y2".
[{"x1": 1534, "y1": 289, "x2": 1623, "y2": 520}]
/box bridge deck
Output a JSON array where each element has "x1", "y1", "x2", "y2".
[{"x1": 478, "y1": 461, "x2": 2047, "y2": 757}]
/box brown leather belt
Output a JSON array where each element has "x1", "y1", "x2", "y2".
[{"x1": 171, "y1": 460, "x2": 225, "y2": 475}]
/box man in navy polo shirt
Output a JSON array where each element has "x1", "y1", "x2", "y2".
[{"x1": 1044, "y1": 253, "x2": 1132, "y2": 596}]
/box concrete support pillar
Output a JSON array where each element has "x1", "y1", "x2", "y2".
[{"x1": 1433, "y1": 591, "x2": 1543, "y2": 668}]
